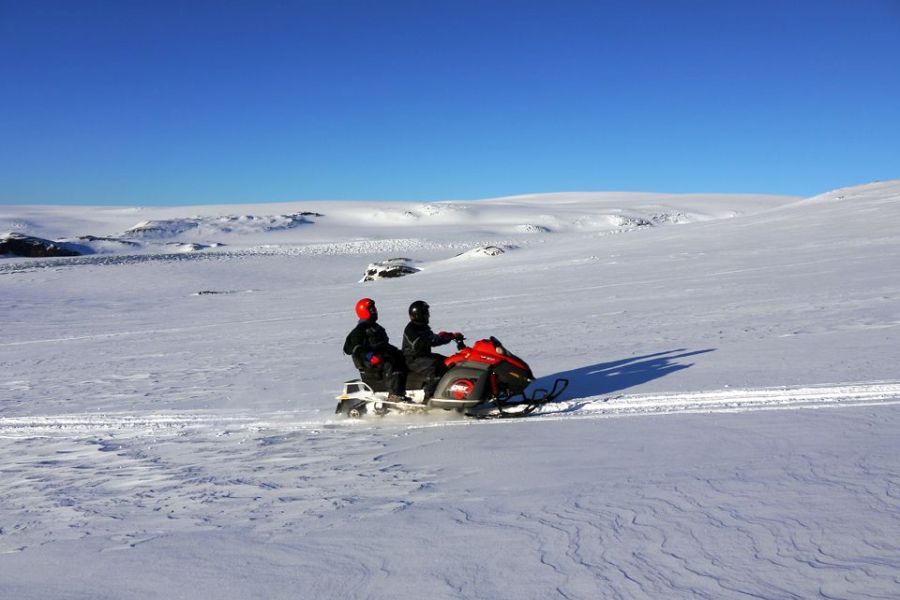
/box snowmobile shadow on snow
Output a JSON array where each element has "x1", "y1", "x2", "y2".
[{"x1": 534, "y1": 348, "x2": 715, "y2": 404}]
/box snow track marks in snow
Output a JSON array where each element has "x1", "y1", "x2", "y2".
[
  {"x1": 540, "y1": 381, "x2": 900, "y2": 420},
  {"x1": 2, "y1": 382, "x2": 898, "y2": 438}
]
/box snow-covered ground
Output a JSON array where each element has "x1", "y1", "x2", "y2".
[{"x1": 1, "y1": 182, "x2": 899, "y2": 598}]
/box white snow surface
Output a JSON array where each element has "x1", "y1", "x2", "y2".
[{"x1": 1, "y1": 183, "x2": 900, "y2": 598}]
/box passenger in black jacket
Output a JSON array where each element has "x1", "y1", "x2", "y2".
[
  {"x1": 402, "y1": 300, "x2": 460, "y2": 400},
  {"x1": 343, "y1": 298, "x2": 409, "y2": 401}
]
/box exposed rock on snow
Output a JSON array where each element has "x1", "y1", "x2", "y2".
[
  {"x1": 610, "y1": 214, "x2": 653, "y2": 228},
  {"x1": 125, "y1": 219, "x2": 200, "y2": 238},
  {"x1": 209, "y1": 212, "x2": 321, "y2": 232},
  {"x1": 77, "y1": 235, "x2": 140, "y2": 246},
  {"x1": 0, "y1": 232, "x2": 83, "y2": 258},
  {"x1": 516, "y1": 224, "x2": 552, "y2": 233},
  {"x1": 361, "y1": 257, "x2": 421, "y2": 282},
  {"x1": 649, "y1": 211, "x2": 690, "y2": 225},
  {"x1": 414, "y1": 202, "x2": 468, "y2": 217},
  {"x1": 453, "y1": 245, "x2": 509, "y2": 259},
  {"x1": 124, "y1": 212, "x2": 321, "y2": 239},
  {"x1": 608, "y1": 211, "x2": 690, "y2": 230},
  {"x1": 51, "y1": 235, "x2": 143, "y2": 255},
  {"x1": 167, "y1": 242, "x2": 211, "y2": 253},
  {"x1": 191, "y1": 289, "x2": 254, "y2": 296}
]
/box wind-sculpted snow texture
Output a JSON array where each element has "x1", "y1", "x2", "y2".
[{"x1": 2, "y1": 182, "x2": 900, "y2": 599}]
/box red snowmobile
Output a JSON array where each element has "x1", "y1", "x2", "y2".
[{"x1": 335, "y1": 336, "x2": 568, "y2": 419}]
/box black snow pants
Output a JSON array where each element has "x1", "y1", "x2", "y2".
[
  {"x1": 407, "y1": 354, "x2": 447, "y2": 400},
  {"x1": 369, "y1": 346, "x2": 408, "y2": 396}
]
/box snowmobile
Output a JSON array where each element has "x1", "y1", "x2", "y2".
[{"x1": 335, "y1": 336, "x2": 568, "y2": 419}]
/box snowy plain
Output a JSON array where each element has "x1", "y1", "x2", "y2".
[{"x1": 1, "y1": 181, "x2": 899, "y2": 599}]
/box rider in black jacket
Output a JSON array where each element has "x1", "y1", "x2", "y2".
[
  {"x1": 343, "y1": 298, "x2": 409, "y2": 402},
  {"x1": 402, "y1": 300, "x2": 460, "y2": 400}
]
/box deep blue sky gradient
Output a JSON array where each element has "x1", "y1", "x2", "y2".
[{"x1": 1, "y1": 0, "x2": 899, "y2": 205}]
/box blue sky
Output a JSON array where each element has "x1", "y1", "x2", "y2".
[{"x1": 1, "y1": 0, "x2": 898, "y2": 205}]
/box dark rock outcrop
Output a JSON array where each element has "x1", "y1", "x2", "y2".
[
  {"x1": 78, "y1": 235, "x2": 141, "y2": 247},
  {"x1": 0, "y1": 233, "x2": 83, "y2": 258},
  {"x1": 455, "y1": 245, "x2": 506, "y2": 258},
  {"x1": 361, "y1": 258, "x2": 421, "y2": 282}
]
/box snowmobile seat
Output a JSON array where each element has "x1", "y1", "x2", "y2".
[{"x1": 356, "y1": 366, "x2": 425, "y2": 393}]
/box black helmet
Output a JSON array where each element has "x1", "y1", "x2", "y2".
[{"x1": 408, "y1": 300, "x2": 430, "y2": 324}]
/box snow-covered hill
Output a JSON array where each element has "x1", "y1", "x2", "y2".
[
  {"x1": 0, "y1": 191, "x2": 788, "y2": 254},
  {"x1": 1, "y1": 182, "x2": 899, "y2": 599}
]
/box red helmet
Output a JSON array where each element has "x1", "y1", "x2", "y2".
[{"x1": 355, "y1": 298, "x2": 377, "y2": 320}]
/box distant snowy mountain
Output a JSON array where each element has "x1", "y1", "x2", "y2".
[
  {"x1": 0, "y1": 190, "x2": 791, "y2": 259},
  {"x1": 2, "y1": 181, "x2": 899, "y2": 599}
]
